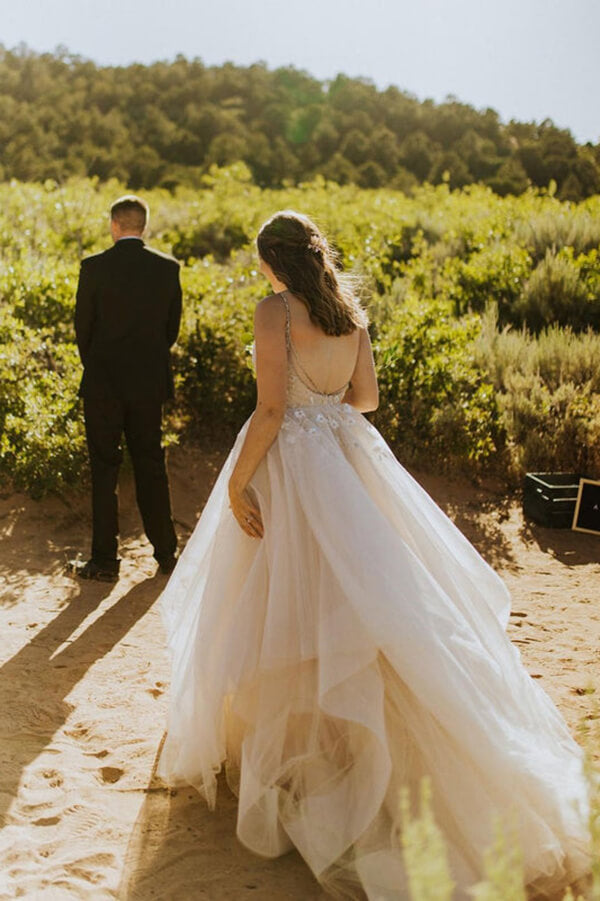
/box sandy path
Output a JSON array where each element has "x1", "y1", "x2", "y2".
[{"x1": 0, "y1": 446, "x2": 598, "y2": 900}]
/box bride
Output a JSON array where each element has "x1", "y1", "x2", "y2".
[{"x1": 157, "y1": 210, "x2": 590, "y2": 899}]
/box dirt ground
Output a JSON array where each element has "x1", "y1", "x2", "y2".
[{"x1": 0, "y1": 444, "x2": 598, "y2": 900}]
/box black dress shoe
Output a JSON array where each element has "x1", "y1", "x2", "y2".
[
  {"x1": 156, "y1": 554, "x2": 178, "y2": 575},
  {"x1": 68, "y1": 559, "x2": 120, "y2": 582}
]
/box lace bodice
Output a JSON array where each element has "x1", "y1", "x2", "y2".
[{"x1": 251, "y1": 291, "x2": 350, "y2": 408}]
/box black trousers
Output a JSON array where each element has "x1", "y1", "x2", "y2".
[{"x1": 83, "y1": 397, "x2": 177, "y2": 566}]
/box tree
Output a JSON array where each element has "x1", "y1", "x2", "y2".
[
  {"x1": 518, "y1": 143, "x2": 548, "y2": 186},
  {"x1": 321, "y1": 153, "x2": 357, "y2": 185},
  {"x1": 428, "y1": 151, "x2": 472, "y2": 189},
  {"x1": 486, "y1": 158, "x2": 529, "y2": 196},
  {"x1": 340, "y1": 129, "x2": 370, "y2": 167},
  {"x1": 399, "y1": 131, "x2": 439, "y2": 181},
  {"x1": 0, "y1": 46, "x2": 597, "y2": 196},
  {"x1": 358, "y1": 160, "x2": 387, "y2": 188},
  {"x1": 453, "y1": 130, "x2": 501, "y2": 180},
  {"x1": 370, "y1": 126, "x2": 399, "y2": 173},
  {"x1": 312, "y1": 119, "x2": 340, "y2": 160},
  {"x1": 205, "y1": 133, "x2": 248, "y2": 168},
  {"x1": 127, "y1": 145, "x2": 163, "y2": 188},
  {"x1": 558, "y1": 172, "x2": 583, "y2": 202},
  {"x1": 572, "y1": 151, "x2": 600, "y2": 197}
]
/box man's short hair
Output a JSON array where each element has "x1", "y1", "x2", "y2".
[{"x1": 110, "y1": 195, "x2": 149, "y2": 233}]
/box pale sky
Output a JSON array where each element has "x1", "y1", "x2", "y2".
[{"x1": 2, "y1": 0, "x2": 599, "y2": 144}]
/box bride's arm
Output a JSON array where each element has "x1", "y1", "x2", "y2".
[
  {"x1": 343, "y1": 327, "x2": 379, "y2": 412},
  {"x1": 228, "y1": 297, "x2": 288, "y2": 538}
]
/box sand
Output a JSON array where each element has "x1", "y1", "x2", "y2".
[{"x1": 0, "y1": 444, "x2": 598, "y2": 900}]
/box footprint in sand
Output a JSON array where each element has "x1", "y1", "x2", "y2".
[
  {"x1": 42, "y1": 769, "x2": 63, "y2": 788},
  {"x1": 33, "y1": 816, "x2": 60, "y2": 826},
  {"x1": 83, "y1": 748, "x2": 110, "y2": 759},
  {"x1": 148, "y1": 681, "x2": 165, "y2": 699},
  {"x1": 99, "y1": 766, "x2": 124, "y2": 784},
  {"x1": 65, "y1": 722, "x2": 89, "y2": 739}
]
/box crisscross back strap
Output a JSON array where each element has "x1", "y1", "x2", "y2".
[
  {"x1": 279, "y1": 290, "x2": 292, "y2": 350},
  {"x1": 279, "y1": 289, "x2": 349, "y2": 397}
]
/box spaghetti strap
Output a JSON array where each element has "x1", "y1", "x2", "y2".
[
  {"x1": 279, "y1": 290, "x2": 349, "y2": 398},
  {"x1": 279, "y1": 291, "x2": 292, "y2": 351}
]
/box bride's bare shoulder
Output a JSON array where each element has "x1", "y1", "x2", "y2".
[{"x1": 255, "y1": 293, "x2": 286, "y2": 330}]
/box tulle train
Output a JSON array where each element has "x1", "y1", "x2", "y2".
[{"x1": 158, "y1": 403, "x2": 590, "y2": 899}]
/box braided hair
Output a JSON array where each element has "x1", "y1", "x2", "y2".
[{"x1": 256, "y1": 210, "x2": 367, "y2": 336}]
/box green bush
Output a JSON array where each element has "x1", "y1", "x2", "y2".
[
  {"x1": 497, "y1": 375, "x2": 600, "y2": 477},
  {"x1": 443, "y1": 244, "x2": 532, "y2": 321},
  {"x1": 0, "y1": 308, "x2": 86, "y2": 496},
  {"x1": 1, "y1": 172, "x2": 599, "y2": 495},
  {"x1": 474, "y1": 308, "x2": 600, "y2": 478},
  {"x1": 516, "y1": 248, "x2": 600, "y2": 332},
  {"x1": 174, "y1": 254, "x2": 260, "y2": 436},
  {"x1": 516, "y1": 207, "x2": 600, "y2": 262},
  {"x1": 373, "y1": 300, "x2": 503, "y2": 469},
  {"x1": 171, "y1": 221, "x2": 251, "y2": 262},
  {"x1": 0, "y1": 259, "x2": 78, "y2": 338},
  {"x1": 397, "y1": 747, "x2": 600, "y2": 900}
]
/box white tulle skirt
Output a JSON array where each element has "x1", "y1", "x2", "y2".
[{"x1": 158, "y1": 403, "x2": 590, "y2": 899}]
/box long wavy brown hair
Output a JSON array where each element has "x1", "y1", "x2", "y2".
[{"x1": 256, "y1": 210, "x2": 367, "y2": 336}]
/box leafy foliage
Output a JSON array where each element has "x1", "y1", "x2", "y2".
[
  {"x1": 1, "y1": 45, "x2": 599, "y2": 199},
  {"x1": 474, "y1": 308, "x2": 600, "y2": 478},
  {"x1": 396, "y1": 720, "x2": 600, "y2": 901},
  {"x1": 1, "y1": 171, "x2": 599, "y2": 495},
  {"x1": 373, "y1": 302, "x2": 502, "y2": 470},
  {"x1": 0, "y1": 307, "x2": 86, "y2": 497},
  {"x1": 516, "y1": 248, "x2": 600, "y2": 332},
  {"x1": 398, "y1": 778, "x2": 455, "y2": 899}
]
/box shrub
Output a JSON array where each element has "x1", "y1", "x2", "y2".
[
  {"x1": 373, "y1": 300, "x2": 503, "y2": 470},
  {"x1": 1, "y1": 172, "x2": 599, "y2": 494},
  {"x1": 497, "y1": 375, "x2": 600, "y2": 478},
  {"x1": 396, "y1": 721, "x2": 600, "y2": 900},
  {"x1": 443, "y1": 244, "x2": 532, "y2": 321},
  {"x1": 170, "y1": 220, "x2": 250, "y2": 262},
  {"x1": 516, "y1": 208, "x2": 600, "y2": 262},
  {"x1": 474, "y1": 308, "x2": 600, "y2": 479},
  {"x1": 516, "y1": 248, "x2": 600, "y2": 332},
  {"x1": 0, "y1": 309, "x2": 86, "y2": 496},
  {"x1": 0, "y1": 258, "x2": 78, "y2": 339},
  {"x1": 174, "y1": 255, "x2": 260, "y2": 437}
]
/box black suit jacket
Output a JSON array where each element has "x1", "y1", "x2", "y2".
[{"x1": 74, "y1": 238, "x2": 182, "y2": 403}]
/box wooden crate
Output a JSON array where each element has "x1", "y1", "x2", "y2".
[{"x1": 522, "y1": 472, "x2": 583, "y2": 529}]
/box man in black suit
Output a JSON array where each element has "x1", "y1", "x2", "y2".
[{"x1": 73, "y1": 195, "x2": 182, "y2": 581}]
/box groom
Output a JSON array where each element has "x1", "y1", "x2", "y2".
[{"x1": 72, "y1": 195, "x2": 182, "y2": 581}]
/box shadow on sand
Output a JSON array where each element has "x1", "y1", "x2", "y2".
[
  {"x1": 0, "y1": 574, "x2": 162, "y2": 829},
  {"x1": 119, "y1": 752, "x2": 325, "y2": 901},
  {"x1": 415, "y1": 471, "x2": 520, "y2": 573},
  {"x1": 520, "y1": 517, "x2": 600, "y2": 566}
]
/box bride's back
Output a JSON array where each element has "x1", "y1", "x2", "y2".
[
  {"x1": 285, "y1": 292, "x2": 360, "y2": 394},
  {"x1": 256, "y1": 210, "x2": 378, "y2": 413}
]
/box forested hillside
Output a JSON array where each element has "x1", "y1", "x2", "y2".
[{"x1": 1, "y1": 44, "x2": 599, "y2": 198}]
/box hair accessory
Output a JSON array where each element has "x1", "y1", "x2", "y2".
[{"x1": 308, "y1": 234, "x2": 326, "y2": 256}]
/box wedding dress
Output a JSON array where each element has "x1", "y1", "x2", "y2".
[{"x1": 157, "y1": 294, "x2": 590, "y2": 899}]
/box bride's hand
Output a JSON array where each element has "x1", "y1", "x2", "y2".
[{"x1": 228, "y1": 481, "x2": 264, "y2": 539}]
